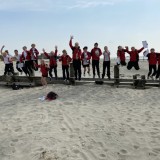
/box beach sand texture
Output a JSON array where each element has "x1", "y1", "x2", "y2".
[{"x1": 0, "y1": 60, "x2": 160, "y2": 160}]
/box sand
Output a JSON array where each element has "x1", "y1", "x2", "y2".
[{"x1": 0, "y1": 60, "x2": 160, "y2": 160}]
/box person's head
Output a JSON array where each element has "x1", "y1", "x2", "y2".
[
  {"x1": 5, "y1": 50, "x2": 9, "y2": 54},
  {"x1": 23, "y1": 46, "x2": 27, "y2": 51},
  {"x1": 31, "y1": 44, "x2": 36, "y2": 48},
  {"x1": 50, "y1": 51, "x2": 55, "y2": 56},
  {"x1": 94, "y1": 43, "x2": 98, "y2": 48},
  {"x1": 62, "y1": 50, "x2": 67, "y2": 56},
  {"x1": 131, "y1": 47, "x2": 135, "y2": 51},
  {"x1": 83, "y1": 46, "x2": 88, "y2": 52},
  {"x1": 40, "y1": 59, "x2": 45, "y2": 65},
  {"x1": 150, "y1": 48, "x2": 155, "y2": 53},
  {"x1": 14, "y1": 50, "x2": 18, "y2": 55},
  {"x1": 2, "y1": 52, "x2": 7, "y2": 57},
  {"x1": 104, "y1": 46, "x2": 108, "y2": 51},
  {"x1": 75, "y1": 42, "x2": 79, "y2": 48},
  {"x1": 118, "y1": 46, "x2": 122, "y2": 51}
]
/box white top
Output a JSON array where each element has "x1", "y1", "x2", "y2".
[
  {"x1": 3, "y1": 55, "x2": 10, "y2": 64},
  {"x1": 23, "y1": 51, "x2": 27, "y2": 59},
  {"x1": 31, "y1": 48, "x2": 36, "y2": 60},
  {"x1": 103, "y1": 51, "x2": 110, "y2": 61},
  {"x1": 83, "y1": 52, "x2": 89, "y2": 65},
  {"x1": 15, "y1": 54, "x2": 21, "y2": 61}
]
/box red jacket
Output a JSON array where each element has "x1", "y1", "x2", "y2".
[
  {"x1": 69, "y1": 40, "x2": 82, "y2": 60},
  {"x1": 117, "y1": 49, "x2": 127, "y2": 61},
  {"x1": 156, "y1": 53, "x2": 160, "y2": 65},
  {"x1": 91, "y1": 47, "x2": 102, "y2": 60},
  {"x1": 37, "y1": 64, "x2": 48, "y2": 76},
  {"x1": 30, "y1": 48, "x2": 39, "y2": 60},
  {"x1": 81, "y1": 52, "x2": 91, "y2": 61},
  {"x1": 59, "y1": 55, "x2": 72, "y2": 66},
  {"x1": 44, "y1": 50, "x2": 57, "y2": 66},
  {"x1": 126, "y1": 47, "x2": 144, "y2": 62},
  {"x1": 21, "y1": 51, "x2": 31, "y2": 62},
  {"x1": 147, "y1": 53, "x2": 157, "y2": 65}
]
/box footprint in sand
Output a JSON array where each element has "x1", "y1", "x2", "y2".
[
  {"x1": 99, "y1": 153, "x2": 106, "y2": 158},
  {"x1": 120, "y1": 149, "x2": 128, "y2": 155}
]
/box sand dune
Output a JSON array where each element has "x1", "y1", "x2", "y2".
[{"x1": 0, "y1": 60, "x2": 160, "y2": 160}]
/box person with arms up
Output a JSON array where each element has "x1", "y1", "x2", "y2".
[{"x1": 69, "y1": 36, "x2": 82, "y2": 80}]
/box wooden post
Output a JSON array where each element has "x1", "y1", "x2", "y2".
[
  {"x1": 69, "y1": 62, "x2": 75, "y2": 85},
  {"x1": 133, "y1": 75, "x2": 137, "y2": 88},
  {"x1": 141, "y1": 75, "x2": 146, "y2": 89},
  {"x1": 114, "y1": 65, "x2": 119, "y2": 87}
]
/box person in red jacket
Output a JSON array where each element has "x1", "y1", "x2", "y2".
[
  {"x1": 91, "y1": 43, "x2": 102, "y2": 78},
  {"x1": 34, "y1": 59, "x2": 49, "y2": 87},
  {"x1": 59, "y1": 49, "x2": 72, "y2": 80},
  {"x1": 156, "y1": 53, "x2": 160, "y2": 79},
  {"x1": 81, "y1": 46, "x2": 91, "y2": 77},
  {"x1": 69, "y1": 36, "x2": 82, "y2": 80},
  {"x1": 30, "y1": 43, "x2": 39, "y2": 71},
  {"x1": 43, "y1": 46, "x2": 58, "y2": 80},
  {"x1": 20, "y1": 46, "x2": 32, "y2": 76},
  {"x1": 145, "y1": 48, "x2": 157, "y2": 79},
  {"x1": 117, "y1": 46, "x2": 128, "y2": 66},
  {"x1": 126, "y1": 46, "x2": 144, "y2": 70}
]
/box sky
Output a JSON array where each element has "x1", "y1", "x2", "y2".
[{"x1": 0, "y1": 0, "x2": 160, "y2": 57}]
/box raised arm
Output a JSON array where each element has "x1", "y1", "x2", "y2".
[
  {"x1": 55, "y1": 46, "x2": 58, "y2": 56},
  {"x1": 69, "y1": 36, "x2": 74, "y2": 49},
  {"x1": 42, "y1": 49, "x2": 50, "y2": 59},
  {"x1": 1, "y1": 45, "x2": 5, "y2": 55},
  {"x1": 137, "y1": 47, "x2": 144, "y2": 53}
]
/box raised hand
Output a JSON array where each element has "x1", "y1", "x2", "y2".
[
  {"x1": 70, "y1": 35, "x2": 74, "y2": 40},
  {"x1": 42, "y1": 48, "x2": 45, "y2": 53},
  {"x1": 55, "y1": 45, "x2": 58, "y2": 50}
]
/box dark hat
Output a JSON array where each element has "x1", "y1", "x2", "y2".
[{"x1": 83, "y1": 46, "x2": 88, "y2": 50}]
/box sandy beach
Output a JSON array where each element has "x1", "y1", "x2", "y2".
[{"x1": 0, "y1": 60, "x2": 160, "y2": 160}]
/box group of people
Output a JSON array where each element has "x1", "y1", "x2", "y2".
[{"x1": 1, "y1": 36, "x2": 160, "y2": 87}]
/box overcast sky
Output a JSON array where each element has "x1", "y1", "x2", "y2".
[{"x1": 0, "y1": 0, "x2": 160, "y2": 57}]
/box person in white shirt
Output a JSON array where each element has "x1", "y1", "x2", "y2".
[
  {"x1": 1, "y1": 45, "x2": 15, "y2": 76},
  {"x1": 102, "y1": 46, "x2": 111, "y2": 79}
]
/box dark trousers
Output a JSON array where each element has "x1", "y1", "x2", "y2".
[
  {"x1": 49, "y1": 65, "x2": 57, "y2": 78},
  {"x1": 156, "y1": 65, "x2": 160, "y2": 79},
  {"x1": 148, "y1": 65, "x2": 157, "y2": 77},
  {"x1": 92, "y1": 60, "x2": 100, "y2": 77},
  {"x1": 102, "y1": 61, "x2": 110, "y2": 79},
  {"x1": 127, "y1": 61, "x2": 140, "y2": 70},
  {"x1": 16, "y1": 61, "x2": 28, "y2": 75},
  {"x1": 4, "y1": 63, "x2": 14, "y2": 75},
  {"x1": 62, "y1": 65, "x2": 69, "y2": 80},
  {"x1": 73, "y1": 60, "x2": 81, "y2": 80},
  {"x1": 120, "y1": 61, "x2": 127, "y2": 66},
  {"x1": 24, "y1": 61, "x2": 33, "y2": 76}
]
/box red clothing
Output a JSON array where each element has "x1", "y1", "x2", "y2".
[
  {"x1": 81, "y1": 52, "x2": 91, "y2": 61},
  {"x1": 30, "y1": 48, "x2": 39, "y2": 60},
  {"x1": 91, "y1": 47, "x2": 102, "y2": 60},
  {"x1": 117, "y1": 49, "x2": 127, "y2": 61},
  {"x1": 59, "y1": 55, "x2": 72, "y2": 66},
  {"x1": 44, "y1": 50, "x2": 57, "y2": 66},
  {"x1": 147, "y1": 53, "x2": 157, "y2": 65},
  {"x1": 126, "y1": 47, "x2": 144, "y2": 62},
  {"x1": 20, "y1": 51, "x2": 31, "y2": 62},
  {"x1": 69, "y1": 40, "x2": 82, "y2": 60},
  {"x1": 157, "y1": 53, "x2": 160, "y2": 65},
  {"x1": 37, "y1": 64, "x2": 48, "y2": 76}
]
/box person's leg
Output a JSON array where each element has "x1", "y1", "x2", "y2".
[
  {"x1": 87, "y1": 65, "x2": 90, "y2": 75},
  {"x1": 102, "y1": 61, "x2": 106, "y2": 79},
  {"x1": 53, "y1": 65, "x2": 58, "y2": 79},
  {"x1": 27, "y1": 61, "x2": 33, "y2": 73},
  {"x1": 9, "y1": 63, "x2": 15, "y2": 75},
  {"x1": 62, "y1": 65, "x2": 66, "y2": 80},
  {"x1": 156, "y1": 65, "x2": 160, "y2": 79},
  {"x1": 4, "y1": 64, "x2": 9, "y2": 75},
  {"x1": 66, "y1": 66, "x2": 69, "y2": 80},
  {"x1": 106, "y1": 61, "x2": 111, "y2": 79},
  {"x1": 134, "y1": 61, "x2": 140, "y2": 70},
  {"x1": 73, "y1": 60, "x2": 77, "y2": 80},
  {"x1": 16, "y1": 62, "x2": 23, "y2": 73},
  {"x1": 43, "y1": 77, "x2": 47, "y2": 86},
  {"x1": 92, "y1": 60, "x2": 96, "y2": 78},
  {"x1": 41, "y1": 77, "x2": 44, "y2": 86},
  {"x1": 49, "y1": 66, "x2": 53, "y2": 78},
  {"x1": 152, "y1": 65, "x2": 157, "y2": 77},
  {"x1": 96, "y1": 60, "x2": 100, "y2": 78},
  {"x1": 83, "y1": 66, "x2": 86, "y2": 76},
  {"x1": 24, "y1": 62, "x2": 30, "y2": 76},
  {"x1": 78, "y1": 60, "x2": 81, "y2": 80},
  {"x1": 148, "y1": 65, "x2": 152, "y2": 78},
  {"x1": 127, "y1": 61, "x2": 133, "y2": 70}
]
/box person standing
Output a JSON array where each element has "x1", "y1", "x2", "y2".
[
  {"x1": 81, "y1": 46, "x2": 91, "y2": 77},
  {"x1": 59, "y1": 50, "x2": 72, "y2": 80},
  {"x1": 69, "y1": 36, "x2": 82, "y2": 80},
  {"x1": 102, "y1": 46, "x2": 111, "y2": 79},
  {"x1": 91, "y1": 43, "x2": 102, "y2": 78}
]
